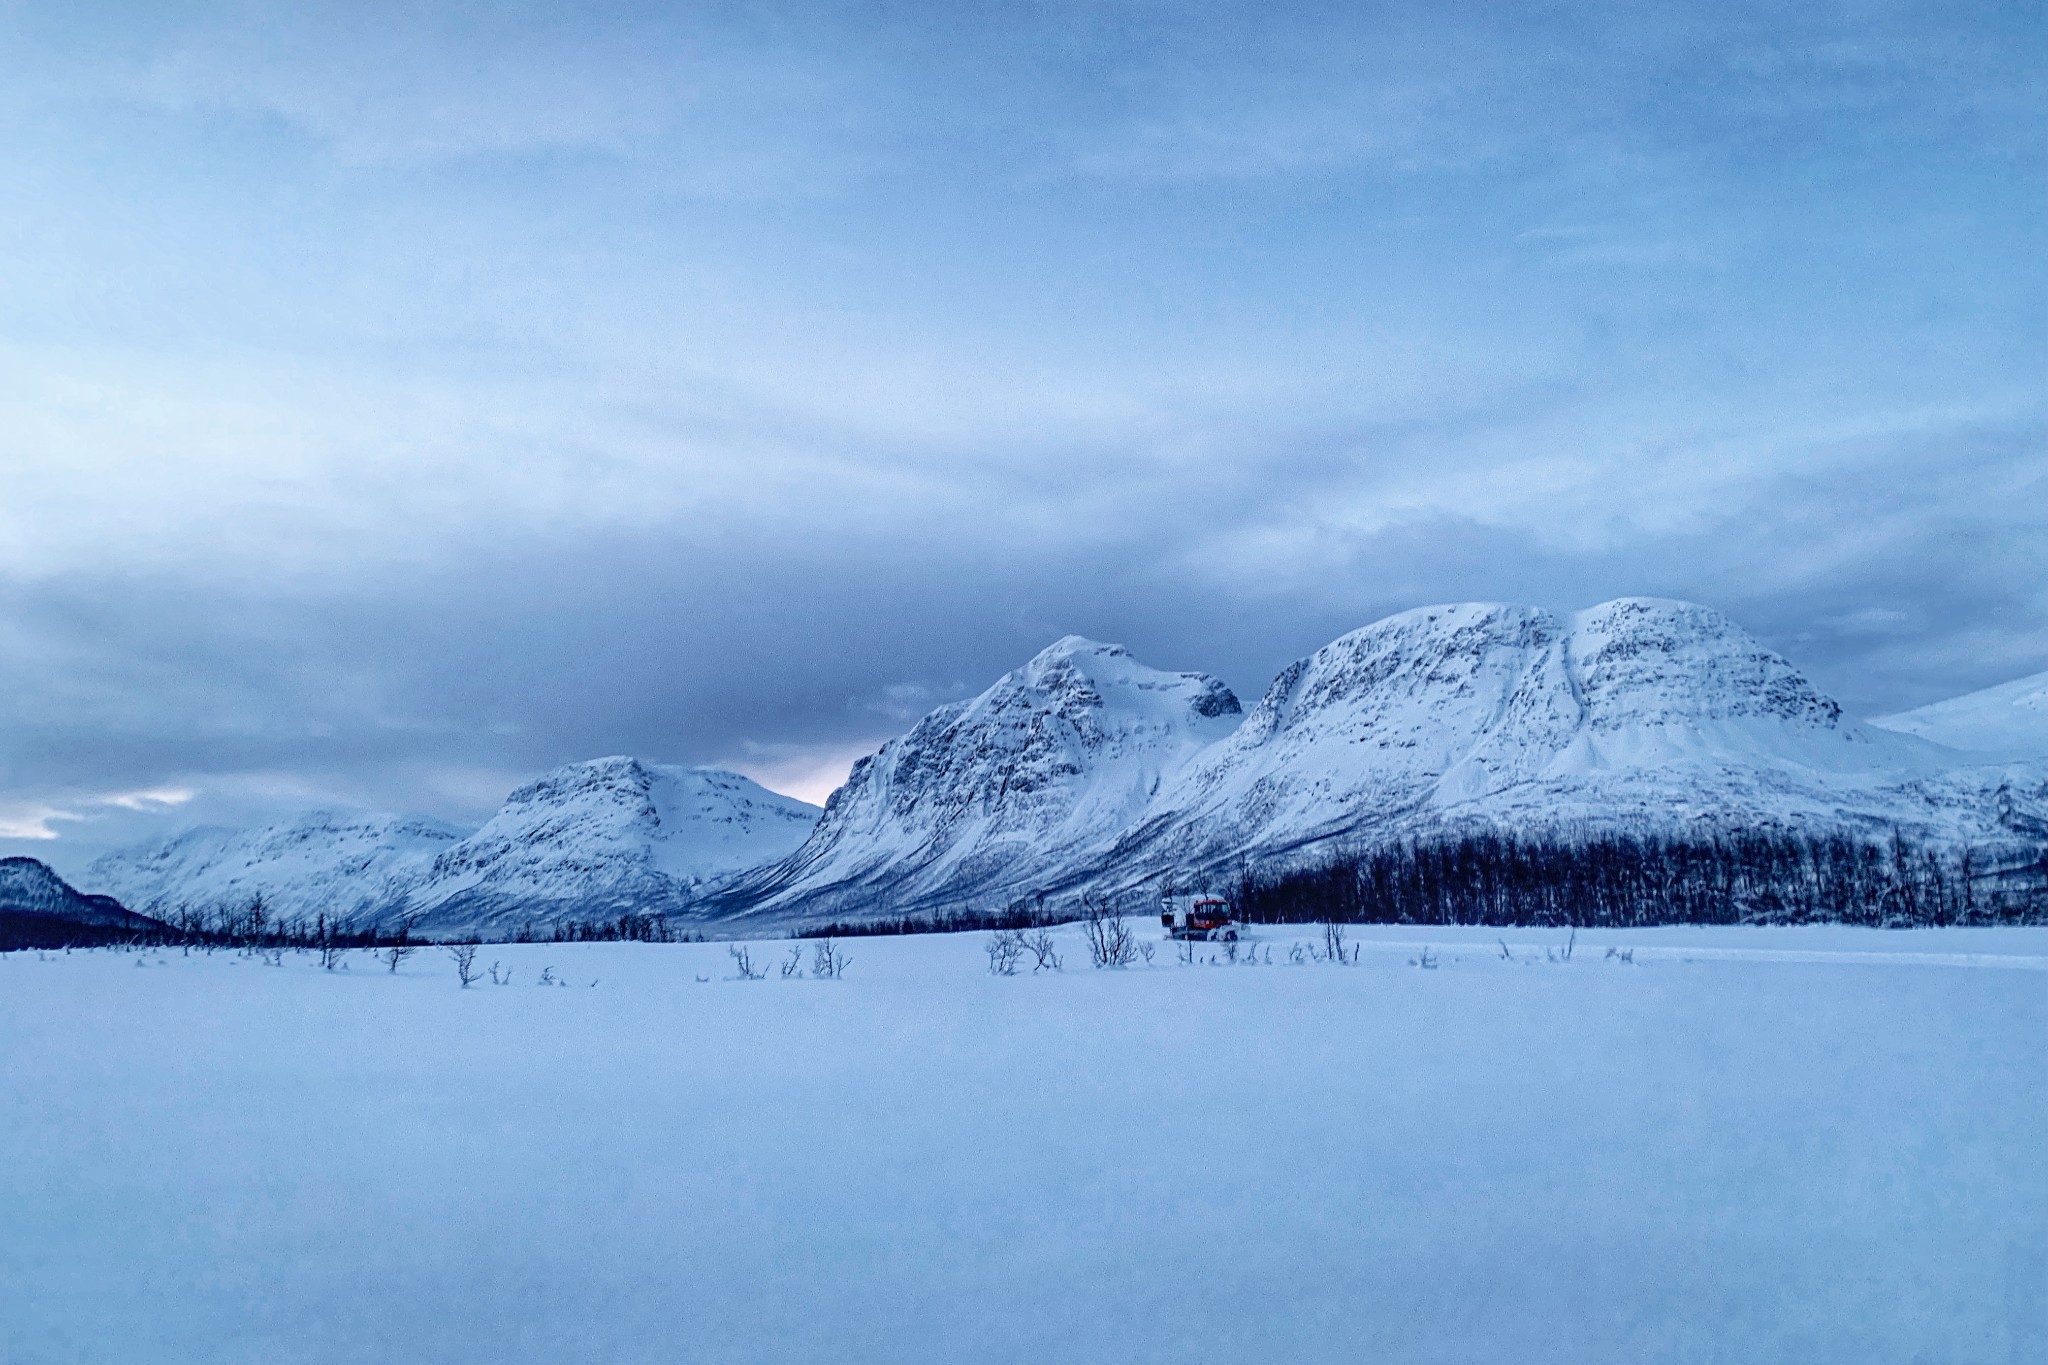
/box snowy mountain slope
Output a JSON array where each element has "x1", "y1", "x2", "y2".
[
  {"x1": 2, "y1": 855, "x2": 167, "y2": 947},
  {"x1": 716, "y1": 599, "x2": 2045, "y2": 926},
  {"x1": 405, "y1": 757, "x2": 820, "y2": 935},
  {"x1": 721, "y1": 637, "x2": 1241, "y2": 921},
  {"x1": 1871, "y1": 669, "x2": 2048, "y2": 760},
  {"x1": 86, "y1": 811, "x2": 466, "y2": 927},
  {"x1": 74, "y1": 603, "x2": 2048, "y2": 935},
  {"x1": 84, "y1": 760, "x2": 821, "y2": 936},
  {"x1": 1115, "y1": 598, "x2": 2034, "y2": 883}
]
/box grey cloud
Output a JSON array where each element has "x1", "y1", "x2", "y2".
[{"x1": 0, "y1": 0, "x2": 2038, "y2": 882}]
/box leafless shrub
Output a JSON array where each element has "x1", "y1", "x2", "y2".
[
  {"x1": 1177, "y1": 939, "x2": 1198, "y2": 967},
  {"x1": 1223, "y1": 936, "x2": 1240, "y2": 964},
  {"x1": 1138, "y1": 941, "x2": 1156, "y2": 966},
  {"x1": 1322, "y1": 922, "x2": 1352, "y2": 965},
  {"x1": 781, "y1": 944, "x2": 806, "y2": 979},
  {"x1": 1079, "y1": 895, "x2": 1137, "y2": 969},
  {"x1": 1498, "y1": 938, "x2": 1514, "y2": 961},
  {"x1": 446, "y1": 944, "x2": 481, "y2": 988},
  {"x1": 1604, "y1": 945, "x2": 1635, "y2": 965},
  {"x1": 811, "y1": 938, "x2": 849, "y2": 979},
  {"x1": 729, "y1": 944, "x2": 766, "y2": 980},
  {"x1": 381, "y1": 942, "x2": 416, "y2": 973},
  {"x1": 537, "y1": 965, "x2": 558, "y2": 985},
  {"x1": 987, "y1": 929, "x2": 1026, "y2": 976},
  {"x1": 1024, "y1": 928, "x2": 1062, "y2": 972},
  {"x1": 1411, "y1": 946, "x2": 1439, "y2": 970}
]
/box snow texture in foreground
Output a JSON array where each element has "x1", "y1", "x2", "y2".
[{"x1": 3, "y1": 924, "x2": 2043, "y2": 1364}]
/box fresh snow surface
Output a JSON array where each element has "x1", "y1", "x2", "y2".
[
  {"x1": 1873, "y1": 668, "x2": 2048, "y2": 760},
  {"x1": 4, "y1": 924, "x2": 2042, "y2": 1364}
]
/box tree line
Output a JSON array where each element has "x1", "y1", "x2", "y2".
[{"x1": 1232, "y1": 830, "x2": 2048, "y2": 928}]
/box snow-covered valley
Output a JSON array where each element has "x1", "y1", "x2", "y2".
[{"x1": 3, "y1": 924, "x2": 2042, "y2": 1364}]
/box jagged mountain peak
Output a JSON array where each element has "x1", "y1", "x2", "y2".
[
  {"x1": 1028, "y1": 633, "x2": 1124, "y2": 664},
  {"x1": 732, "y1": 639, "x2": 1244, "y2": 919}
]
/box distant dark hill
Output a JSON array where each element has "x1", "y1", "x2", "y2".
[{"x1": 0, "y1": 856, "x2": 169, "y2": 949}]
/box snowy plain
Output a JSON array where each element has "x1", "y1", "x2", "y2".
[{"x1": 3, "y1": 923, "x2": 2044, "y2": 1365}]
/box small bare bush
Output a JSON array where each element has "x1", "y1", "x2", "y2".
[
  {"x1": 1024, "y1": 928, "x2": 1062, "y2": 972},
  {"x1": 987, "y1": 929, "x2": 1026, "y2": 976},
  {"x1": 729, "y1": 944, "x2": 766, "y2": 980},
  {"x1": 1079, "y1": 896, "x2": 1138, "y2": 969},
  {"x1": 446, "y1": 944, "x2": 481, "y2": 988},
  {"x1": 781, "y1": 944, "x2": 806, "y2": 979},
  {"x1": 811, "y1": 938, "x2": 849, "y2": 979}
]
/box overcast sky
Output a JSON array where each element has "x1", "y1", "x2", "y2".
[{"x1": 3, "y1": 0, "x2": 2043, "y2": 878}]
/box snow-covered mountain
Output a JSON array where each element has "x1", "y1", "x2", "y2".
[
  {"x1": 75, "y1": 601, "x2": 2048, "y2": 935},
  {"x1": 405, "y1": 757, "x2": 820, "y2": 935},
  {"x1": 1, "y1": 856, "x2": 165, "y2": 946},
  {"x1": 87, "y1": 811, "x2": 466, "y2": 927},
  {"x1": 723, "y1": 599, "x2": 2048, "y2": 924},
  {"x1": 1, "y1": 856, "x2": 152, "y2": 926},
  {"x1": 720, "y1": 636, "x2": 1241, "y2": 921},
  {"x1": 1119, "y1": 598, "x2": 1997, "y2": 875},
  {"x1": 86, "y1": 759, "x2": 820, "y2": 936},
  {"x1": 1871, "y1": 669, "x2": 2048, "y2": 760}
]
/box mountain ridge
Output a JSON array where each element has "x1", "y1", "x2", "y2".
[{"x1": 72, "y1": 599, "x2": 2048, "y2": 934}]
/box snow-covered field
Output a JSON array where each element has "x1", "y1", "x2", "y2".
[{"x1": 4, "y1": 924, "x2": 2044, "y2": 1364}]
